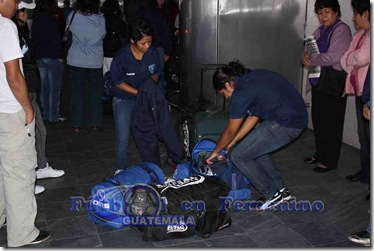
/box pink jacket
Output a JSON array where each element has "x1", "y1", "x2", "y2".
[{"x1": 341, "y1": 29, "x2": 370, "y2": 96}]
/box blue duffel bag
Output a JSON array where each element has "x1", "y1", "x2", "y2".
[
  {"x1": 87, "y1": 162, "x2": 165, "y2": 229},
  {"x1": 173, "y1": 139, "x2": 251, "y2": 200}
]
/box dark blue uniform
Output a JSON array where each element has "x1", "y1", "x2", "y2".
[
  {"x1": 230, "y1": 69, "x2": 308, "y2": 129},
  {"x1": 110, "y1": 42, "x2": 161, "y2": 100}
]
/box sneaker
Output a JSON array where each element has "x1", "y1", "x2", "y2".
[
  {"x1": 348, "y1": 230, "x2": 370, "y2": 246},
  {"x1": 29, "y1": 230, "x2": 51, "y2": 245},
  {"x1": 259, "y1": 191, "x2": 283, "y2": 210},
  {"x1": 35, "y1": 185, "x2": 45, "y2": 195},
  {"x1": 280, "y1": 187, "x2": 292, "y2": 201},
  {"x1": 36, "y1": 163, "x2": 65, "y2": 179}
]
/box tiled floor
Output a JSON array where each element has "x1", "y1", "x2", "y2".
[{"x1": 0, "y1": 112, "x2": 370, "y2": 248}]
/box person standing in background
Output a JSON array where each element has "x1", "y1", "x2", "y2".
[
  {"x1": 101, "y1": 0, "x2": 127, "y2": 74},
  {"x1": 0, "y1": 0, "x2": 50, "y2": 245},
  {"x1": 301, "y1": 0, "x2": 352, "y2": 173},
  {"x1": 13, "y1": 0, "x2": 65, "y2": 195},
  {"x1": 32, "y1": 0, "x2": 65, "y2": 123},
  {"x1": 62, "y1": 0, "x2": 73, "y2": 20},
  {"x1": 66, "y1": 0, "x2": 105, "y2": 132},
  {"x1": 341, "y1": 0, "x2": 370, "y2": 184}
]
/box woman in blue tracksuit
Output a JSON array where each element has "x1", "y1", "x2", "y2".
[
  {"x1": 206, "y1": 60, "x2": 308, "y2": 210},
  {"x1": 110, "y1": 18, "x2": 161, "y2": 169}
]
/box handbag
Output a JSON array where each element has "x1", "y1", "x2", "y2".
[
  {"x1": 315, "y1": 22, "x2": 349, "y2": 98},
  {"x1": 316, "y1": 67, "x2": 347, "y2": 98},
  {"x1": 62, "y1": 10, "x2": 77, "y2": 49}
]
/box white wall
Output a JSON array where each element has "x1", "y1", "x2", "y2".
[{"x1": 302, "y1": 0, "x2": 359, "y2": 148}]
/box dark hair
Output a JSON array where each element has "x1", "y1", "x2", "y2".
[
  {"x1": 76, "y1": 0, "x2": 100, "y2": 14},
  {"x1": 34, "y1": 0, "x2": 54, "y2": 14},
  {"x1": 101, "y1": 0, "x2": 121, "y2": 16},
  {"x1": 128, "y1": 18, "x2": 154, "y2": 43},
  {"x1": 212, "y1": 60, "x2": 251, "y2": 91},
  {"x1": 314, "y1": 0, "x2": 341, "y2": 18},
  {"x1": 351, "y1": 0, "x2": 370, "y2": 18}
]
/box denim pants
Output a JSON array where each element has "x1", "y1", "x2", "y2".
[
  {"x1": 70, "y1": 66, "x2": 103, "y2": 127},
  {"x1": 36, "y1": 58, "x2": 64, "y2": 122},
  {"x1": 113, "y1": 97, "x2": 135, "y2": 169},
  {"x1": 230, "y1": 120, "x2": 304, "y2": 199}
]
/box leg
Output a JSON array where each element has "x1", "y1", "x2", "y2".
[
  {"x1": 355, "y1": 97, "x2": 370, "y2": 183},
  {"x1": 0, "y1": 110, "x2": 39, "y2": 247},
  {"x1": 36, "y1": 59, "x2": 50, "y2": 121},
  {"x1": 113, "y1": 97, "x2": 135, "y2": 169},
  {"x1": 311, "y1": 88, "x2": 326, "y2": 161},
  {"x1": 230, "y1": 120, "x2": 303, "y2": 199},
  {"x1": 69, "y1": 66, "x2": 85, "y2": 128},
  {"x1": 48, "y1": 59, "x2": 64, "y2": 122},
  {"x1": 29, "y1": 93, "x2": 48, "y2": 169},
  {"x1": 87, "y1": 68, "x2": 103, "y2": 127},
  {"x1": 321, "y1": 94, "x2": 347, "y2": 169}
]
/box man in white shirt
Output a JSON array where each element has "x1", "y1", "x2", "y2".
[{"x1": 0, "y1": 0, "x2": 50, "y2": 246}]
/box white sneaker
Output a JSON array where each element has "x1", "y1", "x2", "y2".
[
  {"x1": 36, "y1": 163, "x2": 65, "y2": 179},
  {"x1": 35, "y1": 185, "x2": 45, "y2": 195},
  {"x1": 259, "y1": 191, "x2": 283, "y2": 210}
]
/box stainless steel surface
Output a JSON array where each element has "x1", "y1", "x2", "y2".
[
  {"x1": 179, "y1": 0, "x2": 219, "y2": 111},
  {"x1": 180, "y1": 0, "x2": 307, "y2": 112}
]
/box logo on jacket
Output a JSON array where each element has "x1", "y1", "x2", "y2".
[{"x1": 148, "y1": 64, "x2": 155, "y2": 74}]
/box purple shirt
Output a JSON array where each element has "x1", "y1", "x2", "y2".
[{"x1": 309, "y1": 20, "x2": 352, "y2": 71}]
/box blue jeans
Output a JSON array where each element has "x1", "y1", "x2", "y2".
[
  {"x1": 36, "y1": 58, "x2": 64, "y2": 122},
  {"x1": 113, "y1": 97, "x2": 135, "y2": 169},
  {"x1": 70, "y1": 66, "x2": 103, "y2": 127},
  {"x1": 230, "y1": 120, "x2": 304, "y2": 199}
]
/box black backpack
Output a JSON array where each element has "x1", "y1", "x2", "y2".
[{"x1": 137, "y1": 175, "x2": 232, "y2": 241}]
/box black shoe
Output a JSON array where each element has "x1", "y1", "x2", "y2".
[
  {"x1": 348, "y1": 230, "x2": 370, "y2": 246},
  {"x1": 346, "y1": 174, "x2": 360, "y2": 182},
  {"x1": 280, "y1": 187, "x2": 292, "y2": 200},
  {"x1": 313, "y1": 165, "x2": 333, "y2": 173},
  {"x1": 29, "y1": 231, "x2": 51, "y2": 245}
]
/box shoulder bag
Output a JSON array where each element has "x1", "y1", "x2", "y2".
[{"x1": 62, "y1": 10, "x2": 77, "y2": 49}]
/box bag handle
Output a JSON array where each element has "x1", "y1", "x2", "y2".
[{"x1": 65, "y1": 10, "x2": 77, "y2": 31}]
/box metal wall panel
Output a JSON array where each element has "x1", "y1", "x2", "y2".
[
  {"x1": 218, "y1": 0, "x2": 306, "y2": 91},
  {"x1": 179, "y1": 0, "x2": 219, "y2": 110},
  {"x1": 180, "y1": 0, "x2": 307, "y2": 111}
]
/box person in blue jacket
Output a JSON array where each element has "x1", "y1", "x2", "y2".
[
  {"x1": 110, "y1": 18, "x2": 161, "y2": 169},
  {"x1": 206, "y1": 60, "x2": 308, "y2": 210}
]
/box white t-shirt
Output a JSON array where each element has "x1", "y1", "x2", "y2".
[{"x1": 0, "y1": 15, "x2": 24, "y2": 113}]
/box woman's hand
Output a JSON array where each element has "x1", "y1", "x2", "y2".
[
  {"x1": 225, "y1": 142, "x2": 235, "y2": 154},
  {"x1": 363, "y1": 104, "x2": 370, "y2": 120},
  {"x1": 205, "y1": 152, "x2": 218, "y2": 165},
  {"x1": 302, "y1": 53, "x2": 311, "y2": 67}
]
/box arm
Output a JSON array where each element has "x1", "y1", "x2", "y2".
[
  {"x1": 226, "y1": 116, "x2": 259, "y2": 152},
  {"x1": 309, "y1": 24, "x2": 352, "y2": 67},
  {"x1": 205, "y1": 118, "x2": 243, "y2": 164},
  {"x1": 5, "y1": 59, "x2": 34, "y2": 124},
  {"x1": 341, "y1": 30, "x2": 370, "y2": 72},
  {"x1": 116, "y1": 82, "x2": 138, "y2": 95}
]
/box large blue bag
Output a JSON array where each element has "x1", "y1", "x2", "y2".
[
  {"x1": 87, "y1": 162, "x2": 164, "y2": 229},
  {"x1": 173, "y1": 139, "x2": 251, "y2": 200}
]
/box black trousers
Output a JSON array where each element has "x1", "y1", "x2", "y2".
[
  {"x1": 311, "y1": 88, "x2": 347, "y2": 169},
  {"x1": 354, "y1": 96, "x2": 370, "y2": 183}
]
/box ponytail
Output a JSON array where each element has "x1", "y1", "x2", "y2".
[{"x1": 212, "y1": 59, "x2": 250, "y2": 91}]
